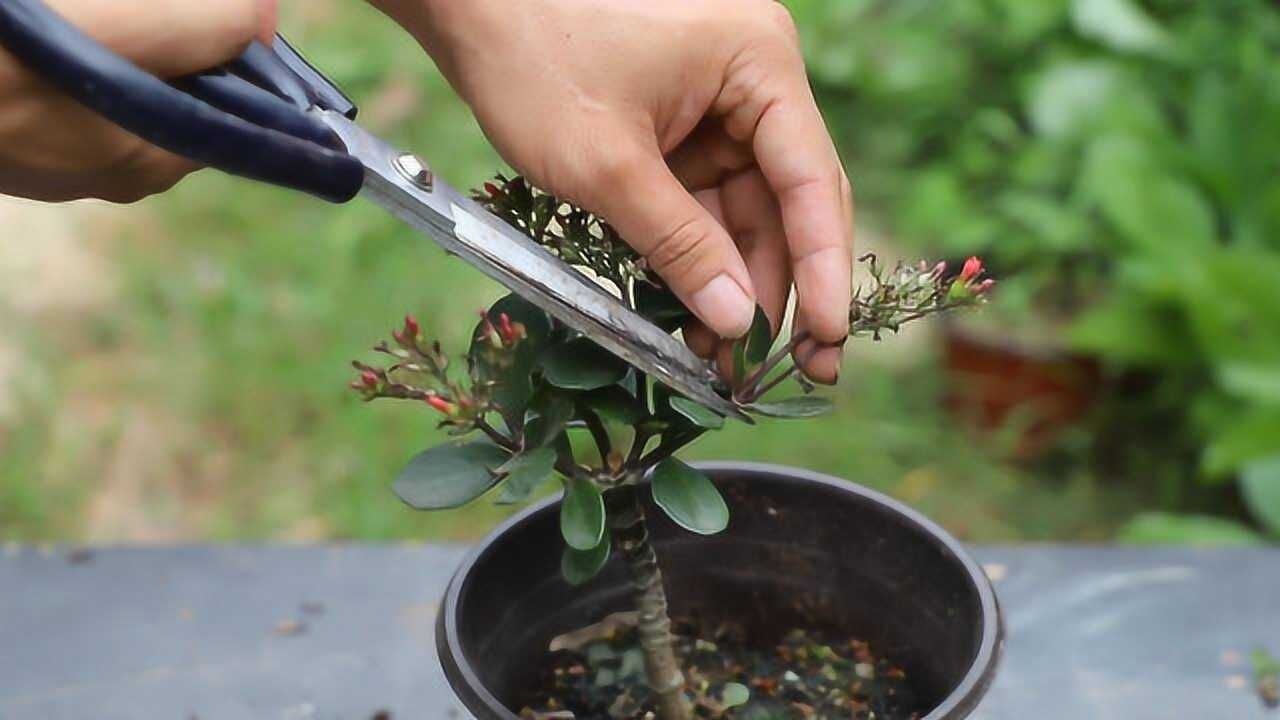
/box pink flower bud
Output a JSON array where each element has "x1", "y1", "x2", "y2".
[
  {"x1": 426, "y1": 396, "x2": 455, "y2": 415},
  {"x1": 931, "y1": 261, "x2": 947, "y2": 278},
  {"x1": 361, "y1": 371, "x2": 379, "y2": 388},
  {"x1": 976, "y1": 279, "x2": 995, "y2": 294},
  {"x1": 497, "y1": 313, "x2": 519, "y2": 346},
  {"x1": 960, "y1": 256, "x2": 983, "y2": 283},
  {"x1": 404, "y1": 314, "x2": 419, "y2": 338}
]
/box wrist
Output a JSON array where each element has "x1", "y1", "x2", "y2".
[{"x1": 368, "y1": 0, "x2": 461, "y2": 43}]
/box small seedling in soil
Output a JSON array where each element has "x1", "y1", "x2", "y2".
[{"x1": 350, "y1": 175, "x2": 992, "y2": 720}]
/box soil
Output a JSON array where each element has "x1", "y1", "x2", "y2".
[{"x1": 520, "y1": 618, "x2": 920, "y2": 720}]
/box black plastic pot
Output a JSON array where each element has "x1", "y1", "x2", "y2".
[{"x1": 437, "y1": 462, "x2": 1003, "y2": 719}]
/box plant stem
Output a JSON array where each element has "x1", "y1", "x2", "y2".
[
  {"x1": 751, "y1": 364, "x2": 800, "y2": 400},
  {"x1": 583, "y1": 408, "x2": 613, "y2": 460},
  {"x1": 741, "y1": 342, "x2": 823, "y2": 403},
  {"x1": 476, "y1": 418, "x2": 517, "y2": 451},
  {"x1": 737, "y1": 330, "x2": 811, "y2": 399},
  {"x1": 607, "y1": 483, "x2": 690, "y2": 720},
  {"x1": 638, "y1": 428, "x2": 706, "y2": 473}
]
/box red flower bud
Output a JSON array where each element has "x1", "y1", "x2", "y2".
[
  {"x1": 484, "y1": 182, "x2": 501, "y2": 198},
  {"x1": 497, "y1": 313, "x2": 518, "y2": 345},
  {"x1": 960, "y1": 256, "x2": 983, "y2": 283},
  {"x1": 404, "y1": 314, "x2": 419, "y2": 338},
  {"x1": 477, "y1": 310, "x2": 501, "y2": 347},
  {"x1": 392, "y1": 329, "x2": 407, "y2": 346},
  {"x1": 425, "y1": 395, "x2": 455, "y2": 414},
  {"x1": 361, "y1": 371, "x2": 379, "y2": 388}
]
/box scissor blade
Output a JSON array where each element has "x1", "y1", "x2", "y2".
[{"x1": 317, "y1": 110, "x2": 747, "y2": 421}]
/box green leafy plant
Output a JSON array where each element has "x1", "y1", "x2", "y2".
[
  {"x1": 1254, "y1": 647, "x2": 1280, "y2": 710},
  {"x1": 350, "y1": 175, "x2": 989, "y2": 719},
  {"x1": 794, "y1": 0, "x2": 1280, "y2": 540}
]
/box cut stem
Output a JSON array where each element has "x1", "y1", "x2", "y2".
[
  {"x1": 606, "y1": 483, "x2": 690, "y2": 720},
  {"x1": 737, "y1": 330, "x2": 811, "y2": 400}
]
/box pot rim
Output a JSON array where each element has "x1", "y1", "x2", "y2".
[{"x1": 439, "y1": 461, "x2": 1003, "y2": 720}]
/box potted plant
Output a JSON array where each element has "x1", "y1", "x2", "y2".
[{"x1": 350, "y1": 176, "x2": 1002, "y2": 719}]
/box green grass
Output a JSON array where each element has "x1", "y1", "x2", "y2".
[{"x1": 0, "y1": 1, "x2": 1155, "y2": 543}]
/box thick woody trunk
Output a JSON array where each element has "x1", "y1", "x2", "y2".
[{"x1": 607, "y1": 483, "x2": 690, "y2": 720}]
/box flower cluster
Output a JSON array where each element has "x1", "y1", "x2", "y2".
[
  {"x1": 350, "y1": 313, "x2": 526, "y2": 434},
  {"x1": 848, "y1": 254, "x2": 993, "y2": 341}
]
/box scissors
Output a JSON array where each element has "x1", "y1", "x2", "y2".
[{"x1": 0, "y1": 0, "x2": 746, "y2": 420}]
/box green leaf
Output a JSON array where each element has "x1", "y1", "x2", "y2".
[
  {"x1": 745, "y1": 305, "x2": 774, "y2": 365},
  {"x1": 470, "y1": 294, "x2": 552, "y2": 422},
  {"x1": 1219, "y1": 364, "x2": 1280, "y2": 405},
  {"x1": 561, "y1": 478, "x2": 606, "y2": 550},
  {"x1": 732, "y1": 339, "x2": 748, "y2": 386},
  {"x1": 1253, "y1": 648, "x2": 1280, "y2": 680},
  {"x1": 651, "y1": 458, "x2": 729, "y2": 535},
  {"x1": 393, "y1": 441, "x2": 510, "y2": 510},
  {"x1": 1070, "y1": 0, "x2": 1170, "y2": 56},
  {"x1": 1026, "y1": 60, "x2": 1125, "y2": 139},
  {"x1": 593, "y1": 667, "x2": 617, "y2": 688},
  {"x1": 1080, "y1": 135, "x2": 1214, "y2": 256},
  {"x1": 1068, "y1": 294, "x2": 1192, "y2": 367},
  {"x1": 619, "y1": 648, "x2": 645, "y2": 679},
  {"x1": 1241, "y1": 455, "x2": 1280, "y2": 537},
  {"x1": 561, "y1": 532, "x2": 611, "y2": 586},
  {"x1": 619, "y1": 369, "x2": 639, "y2": 397},
  {"x1": 1202, "y1": 406, "x2": 1280, "y2": 477},
  {"x1": 1118, "y1": 512, "x2": 1265, "y2": 546},
  {"x1": 525, "y1": 394, "x2": 575, "y2": 448},
  {"x1": 541, "y1": 337, "x2": 629, "y2": 390},
  {"x1": 747, "y1": 397, "x2": 835, "y2": 419},
  {"x1": 583, "y1": 385, "x2": 645, "y2": 426},
  {"x1": 669, "y1": 396, "x2": 725, "y2": 430},
  {"x1": 721, "y1": 682, "x2": 750, "y2": 709},
  {"x1": 495, "y1": 448, "x2": 558, "y2": 505},
  {"x1": 635, "y1": 282, "x2": 692, "y2": 332}
]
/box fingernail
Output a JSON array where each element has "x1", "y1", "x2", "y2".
[
  {"x1": 691, "y1": 274, "x2": 754, "y2": 339},
  {"x1": 808, "y1": 346, "x2": 843, "y2": 385}
]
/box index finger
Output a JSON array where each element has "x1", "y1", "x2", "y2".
[{"x1": 743, "y1": 66, "x2": 853, "y2": 344}]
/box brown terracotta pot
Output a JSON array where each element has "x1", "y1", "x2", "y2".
[{"x1": 942, "y1": 322, "x2": 1102, "y2": 459}]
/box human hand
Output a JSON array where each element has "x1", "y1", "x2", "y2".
[
  {"x1": 377, "y1": 0, "x2": 853, "y2": 382},
  {"x1": 0, "y1": 0, "x2": 277, "y2": 203}
]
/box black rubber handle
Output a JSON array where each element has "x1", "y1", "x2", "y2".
[{"x1": 0, "y1": 0, "x2": 365, "y2": 203}]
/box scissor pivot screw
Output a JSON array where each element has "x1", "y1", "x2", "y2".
[{"x1": 394, "y1": 153, "x2": 434, "y2": 191}]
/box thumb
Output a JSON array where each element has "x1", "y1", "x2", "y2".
[
  {"x1": 584, "y1": 143, "x2": 757, "y2": 339},
  {"x1": 47, "y1": 0, "x2": 277, "y2": 78}
]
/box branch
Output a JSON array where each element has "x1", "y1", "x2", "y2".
[
  {"x1": 637, "y1": 428, "x2": 706, "y2": 473},
  {"x1": 476, "y1": 418, "x2": 518, "y2": 452},
  {"x1": 579, "y1": 408, "x2": 611, "y2": 460}
]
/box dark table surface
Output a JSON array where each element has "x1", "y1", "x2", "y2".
[{"x1": 1, "y1": 545, "x2": 1276, "y2": 720}]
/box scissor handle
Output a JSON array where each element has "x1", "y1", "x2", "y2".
[{"x1": 0, "y1": 0, "x2": 365, "y2": 203}]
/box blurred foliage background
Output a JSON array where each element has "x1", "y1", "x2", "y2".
[{"x1": 1, "y1": 0, "x2": 1277, "y2": 545}]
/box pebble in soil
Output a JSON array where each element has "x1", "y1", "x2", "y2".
[{"x1": 520, "y1": 619, "x2": 920, "y2": 720}]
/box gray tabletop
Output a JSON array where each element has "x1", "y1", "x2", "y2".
[{"x1": 1, "y1": 545, "x2": 1276, "y2": 720}]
